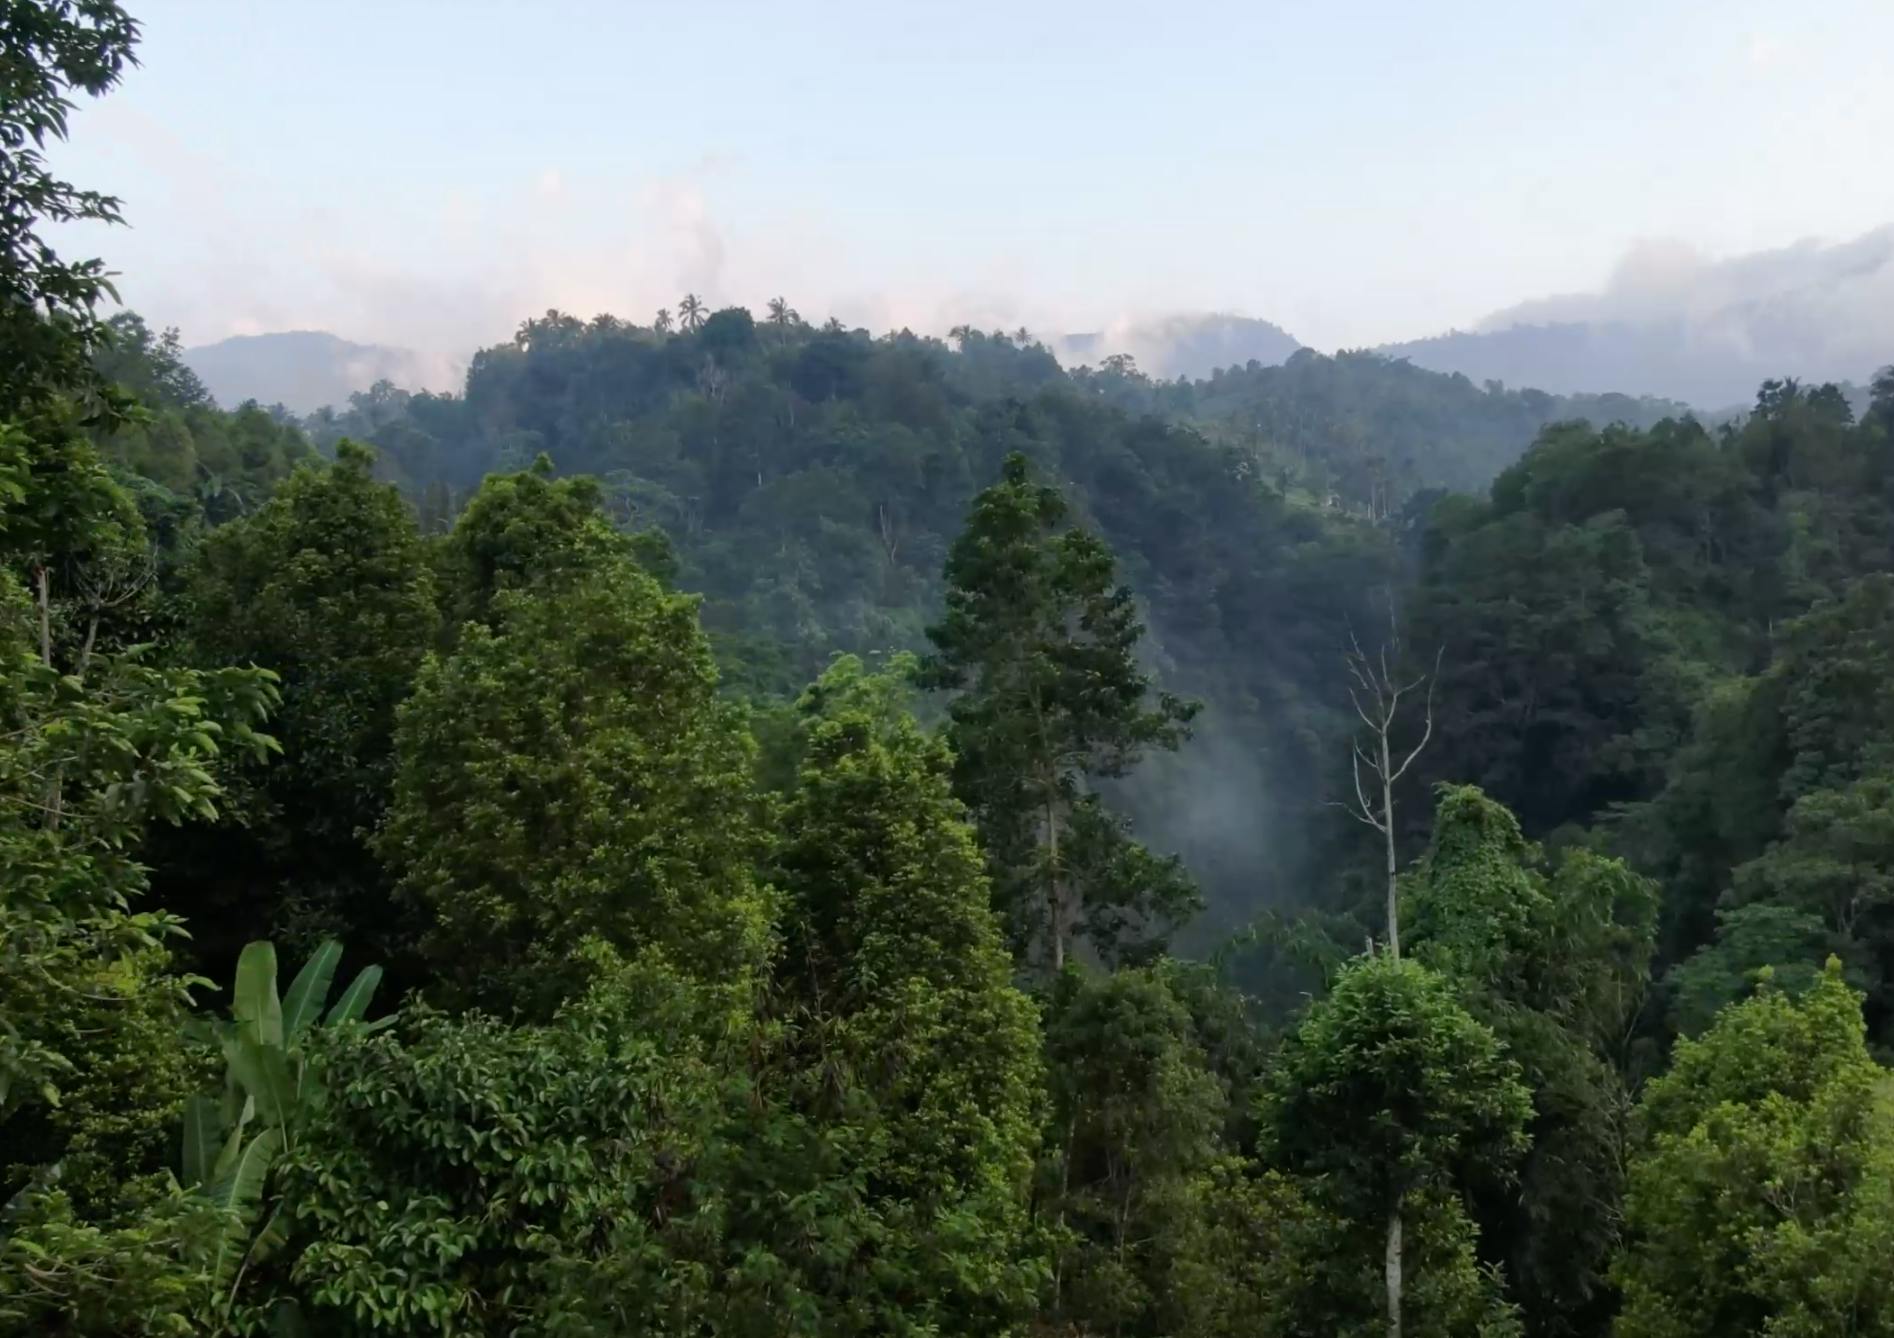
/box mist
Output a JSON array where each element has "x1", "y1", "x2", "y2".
[{"x1": 1383, "y1": 225, "x2": 1894, "y2": 407}]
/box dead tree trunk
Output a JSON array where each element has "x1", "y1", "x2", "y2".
[
  {"x1": 1336, "y1": 618, "x2": 1440, "y2": 1338},
  {"x1": 1337, "y1": 625, "x2": 1439, "y2": 959}
]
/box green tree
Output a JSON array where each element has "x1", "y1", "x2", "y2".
[
  {"x1": 0, "y1": 432, "x2": 280, "y2": 1329},
  {"x1": 678, "y1": 292, "x2": 707, "y2": 332},
  {"x1": 1263, "y1": 952, "x2": 1531, "y2": 1338},
  {"x1": 376, "y1": 554, "x2": 771, "y2": 1016},
  {"x1": 922, "y1": 452, "x2": 1199, "y2": 971},
  {"x1": 1405, "y1": 785, "x2": 1658, "y2": 1337},
  {"x1": 0, "y1": 405, "x2": 280, "y2": 1193},
  {"x1": 432, "y1": 454, "x2": 635, "y2": 637},
  {"x1": 92, "y1": 311, "x2": 208, "y2": 410},
  {"x1": 762, "y1": 653, "x2": 1045, "y2": 1334},
  {"x1": 161, "y1": 441, "x2": 438, "y2": 974},
  {"x1": 270, "y1": 954, "x2": 746, "y2": 1334},
  {"x1": 1615, "y1": 960, "x2": 1894, "y2": 1337},
  {"x1": 1039, "y1": 963, "x2": 1245, "y2": 1336}
]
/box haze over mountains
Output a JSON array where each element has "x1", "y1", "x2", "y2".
[
  {"x1": 182, "y1": 331, "x2": 451, "y2": 416},
  {"x1": 182, "y1": 225, "x2": 1894, "y2": 414},
  {"x1": 1382, "y1": 226, "x2": 1894, "y2": 407}
]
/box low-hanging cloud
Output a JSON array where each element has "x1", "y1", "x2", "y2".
[{"x1": 1436, "y1": 225, "x2": 1894, "y2": 405}]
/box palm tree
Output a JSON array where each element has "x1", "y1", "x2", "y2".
[
  {"x1": 678, "y1": 293, "x2": 706, "y2": 332},
  {"x1": 766, "y1": 296, "x2": 799, "y2": 344},
  {"x1": 653, "y1": 307, "x2": 673, "y2": 335}
]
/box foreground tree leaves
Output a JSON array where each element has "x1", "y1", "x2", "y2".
[
  {"x1": 376, "y1": 551, "x2": 771, "y2": 1018},
  {"x1": 1262, "y1": 952, "x2": 1531, "y2": 1337},
  {"x1": 1615, "y1": 960, "x2": 1894, "y2": 1336}
]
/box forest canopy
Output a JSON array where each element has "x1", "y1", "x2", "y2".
[{"x1": 6, "y1": 3, "x2": 1894, "y2": 1336}]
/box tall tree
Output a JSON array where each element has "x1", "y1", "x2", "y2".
[
  {"x1": 1263, "y1": 953, "x2": 1532, "y2": 1338},
  {"x1": 161, "y1": 441, "x2": 439, "y2": 975},
  {"x1": 678, "y1": 292, "x2": 707, "y2": 332},
  {"x1": 1406, "y1": 785, "x2": 1658, "y2": 1337},
  {"x1": 1038, "y1": 963, "x2": 1253, "y2": 1337},
  {"x1": 764, "y1": 654, "x2": 1045, "y2": 1334},
  {"x1": 766, "y1": 295, "x2": 800, "y2": 344},
  {"x1": 922, "y1": 452, "x2": 1199, "y2": 971},
  {"x1": 432, "y1": 454, "x2": 638, "y2": 638},
  {"x1": 1337, "y1": 616, "x2": 1439, "y2": 957},
  {"x1": 376, "y1": 554, "x2": 771, "y2": 1017}
]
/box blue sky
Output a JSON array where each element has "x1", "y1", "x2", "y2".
[{"x1": 51, "y1": 0, "x2": 1894, "y2": 372}]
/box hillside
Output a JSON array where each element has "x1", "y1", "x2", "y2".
[
  {"x1": 1053, "y1": 312, "x2": 1301, "y2": 378},
  {"x1": 22, "y1": 4, "x2": 1894, "y2": 1335},
  {"x1": 296, "y1": 312, "x2": 1699, "y2": 937},
  {"x1": 184, "y1": 329, "x2": 446, "y2": 413}
]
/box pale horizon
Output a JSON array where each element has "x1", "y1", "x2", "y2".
[{"x1": 46, "y1": 0, "x2": 1894, "y2": 381}]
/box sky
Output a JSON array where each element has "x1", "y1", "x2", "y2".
[{"x1": 50, "y1": 0, "x2": 1894, "y2": 379}]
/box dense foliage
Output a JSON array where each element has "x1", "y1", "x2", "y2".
[{"x1": 10, "y1": 3, "x2": 1894, "y2": 1335}]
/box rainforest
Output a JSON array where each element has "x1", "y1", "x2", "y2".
[{"x1": 7, "y1": 3, "x2": 1894, "y2": 1335}]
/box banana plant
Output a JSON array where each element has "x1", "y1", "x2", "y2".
[{"x1": 180, "y1": 938, "x2": 387, "y2": 1315}]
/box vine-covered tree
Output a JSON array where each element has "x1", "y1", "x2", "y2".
[{"x1": 1263, "y1": 952, "x2": 1532, "y2": 1338}]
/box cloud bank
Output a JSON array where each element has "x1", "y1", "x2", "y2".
[{"x1": 1392, "y1": 226, "x2": 1894, "y2": 405}]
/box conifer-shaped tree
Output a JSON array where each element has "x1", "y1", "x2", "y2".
[{"x1": 922, "y1": 452, "x2": 1198, "y2": 971}]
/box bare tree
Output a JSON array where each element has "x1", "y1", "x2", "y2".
[
  {"x1": 1337, "y1": 622, "x2": 1439, "y2": 958},
  {"x1": 1334, "y1": 611, "x2": 1440, "y2": 1338}
]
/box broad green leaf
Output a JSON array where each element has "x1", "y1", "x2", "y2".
[
  {"x1": 210, "y1": 1120, "x2": 245, "y2": 1185},
  {"x1": 207, "y1": 1128, "x2": 280, "y2": 1217},
  {"x1": 233, "y1": 1038, "x2": 297, "y2": 1130},
  {"x1": 325, "y1": 964, "x2": 383, "y2": 1026},
  {"x1": 251, "y1": 1201, "x2": 289, "y2": 1263},
  {"x1": 181, "y1": 1094, "x2": 222, "y2": 1190},
  {"x1": 207, "y1": 1127, "x2": 283, "y2": 1286},
  {"x1": 234, "y1": 941, "x2": 283, "y2": 1048},
  {"x1": 282, "y1": 940, "x2": 342, "y2": 1043}
]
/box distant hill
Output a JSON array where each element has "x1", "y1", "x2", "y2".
[
  {"x1": 184, "y1": 331, "x2": 448, "y2": 414},
  {"x1": 1379, "y1": 225, "x2": 1894, "y2": 408},
  {"x1": 1055, "y1": 313, "x2": 1301, "y2": 379},
  {"x1": 1377, "y1": 320, "x2": 1776, "y2": 408}
]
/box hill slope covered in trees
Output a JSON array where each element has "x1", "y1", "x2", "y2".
[{"x1": 12, "y1": 4, "x2": 1894, "y2": 1337}]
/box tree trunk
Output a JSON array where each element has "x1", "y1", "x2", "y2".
[
  {"x1": 35, "y1": 564, "x2": 51, "y2": 667},
  {"x1": 1380, "y1": 731, "x2": 1399, "y2": 958},
  {"x1": 1386, "y1": 1196, "x2": 1404, "y2": 1338},
  {"x1": 1047, "y1": 792, "x2": 1064, "y2": 972}
]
